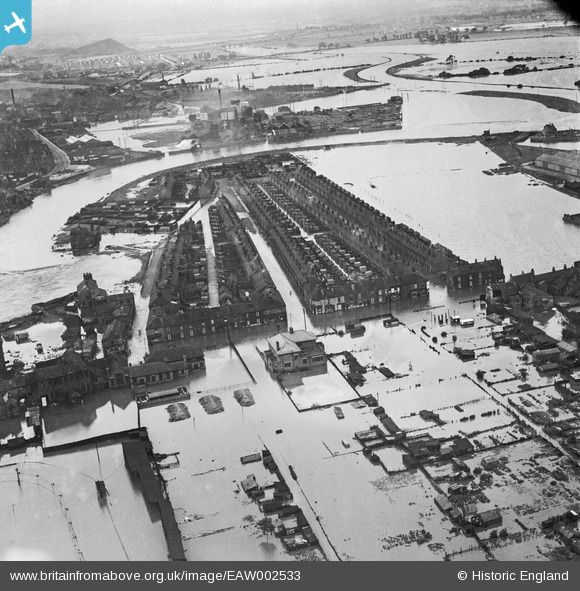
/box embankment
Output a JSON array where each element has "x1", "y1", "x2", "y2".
[
  {"x1": 386, "y1": 56, "x2": 437, "y2": 79},
  {"x1": 461, "y1": 90, "x2": 580, "y2": 114}
]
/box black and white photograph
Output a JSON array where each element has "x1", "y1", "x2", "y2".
[{"x1": 1, "y1": 0, "x2": 580, "y2": 576}]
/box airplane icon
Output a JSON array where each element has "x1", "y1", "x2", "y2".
[{"x1": 4, "y1": 12, "x2": 26, "y2": 34}]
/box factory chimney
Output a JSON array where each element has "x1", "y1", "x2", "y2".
[{"x1": 0, "y1": 337, "x2": 6, "y2": 377}]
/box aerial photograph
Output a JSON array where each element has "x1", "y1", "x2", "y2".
[{"x1": 1, "y1": 0, "x2": 580, "y2": 564}]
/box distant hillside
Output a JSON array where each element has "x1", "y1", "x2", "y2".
[{"x1": 66, "y1": 38, "x2": 136, "y2": 59}]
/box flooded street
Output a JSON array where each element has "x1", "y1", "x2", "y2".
[
  {"x1": 135, "y1": 296, "x2": 546, "y2": 559},
  {"x1": 1, "y1": 29, "x2": 579, "y2": 563}
]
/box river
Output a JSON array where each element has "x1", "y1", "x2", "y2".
[{"x1": 1, "y1": 33, "x2": 578, "y2": 562}]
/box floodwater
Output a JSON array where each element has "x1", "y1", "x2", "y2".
[
  {"x1": 298, "y1": 141, "x2": 580, "y2": 278},
  {"x1": 2, "y1": 321, "x2": 65, "y2": 368},
  {"x1": 0, "y1": 441, "x2": 168, "y2": 561},
  {"x1": 136, "y1": 298, "x2": 534, "y2": 559},
  {"x1": 176, "y1": 35, "x2": 579, "y2": 93},
  {"x1": 0, "y1": 33, "x2": 578, "y2": 561}
]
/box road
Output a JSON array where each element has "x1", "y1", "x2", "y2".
[
  {"x1": 15, "y1": 131, "x2": 71, "y2": 191},
  {"x1": 32, "y1": 130, "x2": 70, "y2": 175},
  {"x1": 127, "y1": 236, "x2": 168, "y2": 365}
]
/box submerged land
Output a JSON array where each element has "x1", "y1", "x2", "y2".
[{"x1": 1, "y1": 2, "x2": 580, "y2": 563}]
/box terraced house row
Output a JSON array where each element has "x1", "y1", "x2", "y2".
[
  {"x1": 235, "y1": 175, "x2": 427, "y2": 315},
  {"x1": 147, "y1": 195, "x2": 286, "y2": 345},
  {"x1": 270, "y1": 164, "x2": 458, "y2": 275},
  {"x1": 269, "y1": 161, "x2": 504, "y2": 289}
]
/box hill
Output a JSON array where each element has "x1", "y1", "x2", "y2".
[{"x1": 66, "y1": 38, "x2": 135, "y2": 60}]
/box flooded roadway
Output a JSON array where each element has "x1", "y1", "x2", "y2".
[{"x1": 1, "y1": 35, "x2": 578, "y2": 560}]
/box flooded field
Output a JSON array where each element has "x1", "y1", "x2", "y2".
[{"x1": 176, "y1": 35, "x2": 580, "y2": 96}]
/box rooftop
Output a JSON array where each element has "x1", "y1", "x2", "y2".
[{"x1": 267, "y1": 330, "x2": 317, "y2": 355}]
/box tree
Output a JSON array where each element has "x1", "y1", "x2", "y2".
[
  {"x1": 11, "y1": 359, "x2": 25, "y2": 372},
  {"x1": 256, "y1": 517, "x2": 275, "y2": 542}
]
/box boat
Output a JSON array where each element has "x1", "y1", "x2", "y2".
[
  {"x1": 334, "y1": 406, "x2": 345, "y2": 419},
  {"x1": 342, "y1": 439, "x2": 351, "y2": 448},
  {"x1": 288, "y1": 465, "x2": 297, "y2": 480}
]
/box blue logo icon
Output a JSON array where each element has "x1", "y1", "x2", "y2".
[{"x1": 1, "y1": 0, "x2": 31, "y2": 56}]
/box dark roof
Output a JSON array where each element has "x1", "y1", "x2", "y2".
[
  {"x1": 102, "y1": 318, "x2": 129, "y2": 342},
  {"x1": 147, "y1": 344, "x2": 203, "y2": 364},
  {"x1": 510, "y1": 267, "x2": 565, "y2": 287},
  {"x1": 147, "y1": 294, "x2": 286, "y2": 329},
  {"x1": 536, "y1": 153, "x2": 580, "y2": 169},
  {"x1": 479, "y1": 508, "x2": 502, "y2": 522},
  {"x1": 105, "y1": 353, "x2": 128, "y2": 374},
  {"x1": 490, "y1": 281, "x2": 520, "y2": 296},
  {"x1": 128, "y1": 361, "x2": 171, "y2": 378},
  {"x1": 450, "y1": 259, "x2": 503, "y2": 275},
  {"x1": 452, "y1": 438, "x2": 474, "y2": 452},
  {"x1": 77, "y1": 276, "x2": 107, "y2": 300},
  {"x1": 36, "y1": 350, "x2": 87, "y2": 374}
]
